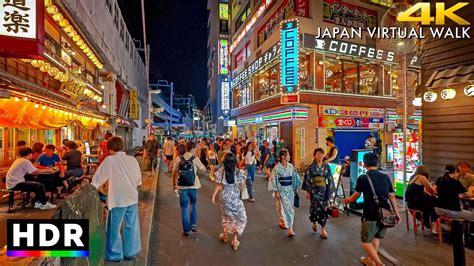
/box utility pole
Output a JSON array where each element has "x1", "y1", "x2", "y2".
[{"x1": 141, "y1": 0, "x2": 150, "y2": 135}]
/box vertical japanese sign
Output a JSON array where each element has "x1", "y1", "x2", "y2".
[
  {"x1": 0, "y1": 0, "x2": 36, "y2": 38},
  {"x1": 221, "y1": 78, "x2": 230, "y2": 112},
  {"x1": 219, "y1": 39, "x2": 229, "y2": 75},
  {"x1": 219, "y1": 3, "x2": 228, "y2": 19},
  {"x1": 280, "y1": 19, "x2": 299, "y2": 94},
  {"x1": 0, "y1": 0, "x2": 44, "y2": 58},
  {"x1": 129, "y1": 89, "x2": 139, "y2": 120},
  {"x1": 294, "y1": 0, "x2": 309, "y2": 18}
]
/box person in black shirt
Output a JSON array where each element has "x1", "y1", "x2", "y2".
[
  {"x1": 435, "y1": 165, "x2": 474, "y2": 221},
  {"x1": 344, "y1": 152, "x2": 400, "y2": 266}
]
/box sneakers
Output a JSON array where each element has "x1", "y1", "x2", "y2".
[
  {"x1": 191, "y1": 225, "x2": 198, "y2": 232},
  {"x1": 182, "y1": 231, "x2": 191, "y2": 238},
  {"x1": 248, "y1": 198, "x2": 255, "y2": 202},
  {"x1": 34, "y1": 201, "x2": 57, "y2": 210}
]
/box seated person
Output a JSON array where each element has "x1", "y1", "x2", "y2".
[
  {"x1": 405, "y1": 165, "x2": 438, "y2": 232},
  {"x1": 457, "y1": 161, "x2": 474, "y2": 190},
  {"x1": 6, "y1": 147, "x2": 56, "y2": 210},
  {"x1": 31, "y1": 142, "x2": 44, "y2": 163},
  {"x1": 35, "y1": 144, "x2": 60, "y2": 168},
  {"x1": 435, "y1": 165, "x2": 474, "y2": 221},
  {"x1": 61, "y1": 141, "x2": 84, "y2": 191}
]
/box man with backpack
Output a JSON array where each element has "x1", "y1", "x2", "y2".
[{"x1": 172, "y1": 141, "x2": 206, "y2": 238}]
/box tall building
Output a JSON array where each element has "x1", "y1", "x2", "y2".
[
  {"x1": 227, "y1": 0, "x2": 418, "y2": 179},
  {"x1": 206, "y1": 0, "x2": 230, "y2": 136}
]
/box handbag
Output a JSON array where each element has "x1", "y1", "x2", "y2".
[
  {"x1": 294, "y1": 192, "x2": 300, "y2": 208},
  {"x1": 366, "y1": 173, "x2": 397, "y2": 228},
  {"x1": 241, "y1": 186, "x2": 249, "y2": 200},
  {"x1": 327, "y1": 205, "x2": 340, "y2": 218}
]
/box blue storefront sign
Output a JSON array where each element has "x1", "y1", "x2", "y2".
[{"x1": 280, "y1": 19, "x2": 299, "y2": 93}]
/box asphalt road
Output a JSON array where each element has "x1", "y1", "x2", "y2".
[{"x1": 148, "y1": 164, "x2": 474, "y2": 266}]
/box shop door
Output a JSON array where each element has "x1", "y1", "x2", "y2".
[{"x1": 334, "y1": 130, "x2": 373, "y2": 160}]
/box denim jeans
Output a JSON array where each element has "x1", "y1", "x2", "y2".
[
  {"x1": 179, "y1": 189, "x2": 198, "y2": 233},
  {"x1": 435, "y1": 207, "x2": 474, "y2": 222},
  {"x1": 11, "y1": 181, "x2": 47, "y2": 205},
  {"x1": 106, "y1": 204, "x2": 141, "y2": 261},
  {"x1": 246, "y1": 164, "x2": 255, "y2": 199},
  {"x1": 65, "y1": 168, "x2": 84, "y2": 178}
]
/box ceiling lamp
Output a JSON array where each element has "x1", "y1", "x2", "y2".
[
  {"x1": 464, "y1": 84, "x2": 474, "y2": 97},
  {"x1": 441, "y1": 88, "x2": 456, "y2": 100},
  {"x1": 59, "y1": 19, "x2": 69, "y2": 28},
  {"x1": 423, "y1": 91, "x2": 437, "y2": 102},
  {"x1": 52, "y1": 13, "x2": 63, "y2": 22},
  {"x1": 83, "y1": 88, "x2": 91, "y2": 95}
]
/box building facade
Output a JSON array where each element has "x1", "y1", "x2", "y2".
[
  {"x1": 207, "y1": 0, "x2": 230, "y2": 136},
  {"x1": 228, "y1": 0, "x2": 413, "y2": 170}
]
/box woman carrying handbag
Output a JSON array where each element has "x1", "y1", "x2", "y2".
[{"x1": 302, "y1": 148, "x2": 335, "y2": 239}]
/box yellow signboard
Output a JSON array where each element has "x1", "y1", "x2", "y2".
[
  {"x1": 219, "y1": 3, "x2": 228, "y2": 19},
  {"x1": 129, "y1": 89, "x2": 139, "y2": 120}
]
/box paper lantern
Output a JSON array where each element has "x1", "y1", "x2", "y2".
[
  {"x1": 45, "y1": 0, "x2": 53, "y2": 7},
  {"x1": 464, "y1": 85, "x2": 474, "y2": 97},
  {"x1": 52, "y1": 13, "x2": 63, "y2": 22},
  {"x1": 31, "y1": 60, "x2": 43, "y2": 68},
  {"x1": 59, "y1": 19, "x2": 69, "y2": 28},
  {"x1": 64, "y1": 25, "x2": 73, "y2": 33},
  {"x1": 423, "y1": 91, "x2": 437, "y2": 102},
  {"x1": 46, "y1": 5, "x2": 58, "y2": 15},
  {"x1": 83, "y1": 88, "x2": 90, "y2": 95},
  {"x1": 412, "y1": 97, "x2": 422, "y2": 107},
  {"x1": 39, "y1": 63, "x2": 51, "y2": 72},
  {"x1": 441, "y1": 88, "x2": 456, "y2": 100},
  {"x1": 48, "y1": 67, "x2": 59, "y2": 77}
]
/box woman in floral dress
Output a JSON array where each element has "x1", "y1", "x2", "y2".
[
  {"x1": 268, "y1": 149, "x2": 301, "y2": 237},
  {"x1": 212, "y1": 153, "x2": 247, "y2": 250},
  {"x1": 302, "y1": 148, "x2": 334, "y2": 239}
]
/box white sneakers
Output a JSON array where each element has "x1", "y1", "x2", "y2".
[{"x1": 34, "y1": 201, "x2": 57, "y2": 210}]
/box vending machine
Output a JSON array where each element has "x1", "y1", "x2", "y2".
[{"x1": 393, "y1": 131, "x2": 421, "y2": 197}]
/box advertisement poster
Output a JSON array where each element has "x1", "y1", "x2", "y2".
[{"x1": 318, "y1": 116, "x2": 384, "y2": 129}]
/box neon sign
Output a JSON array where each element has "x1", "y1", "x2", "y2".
[
  {"x1": 280, "y1": 19, "x2": 299, "y2": 94},
  {"x1": 221, "y1": 78, "x2": 230, "y2": 111},
  {"x1": 219, "y1": 39, "x2": 229, "y2": 75}
]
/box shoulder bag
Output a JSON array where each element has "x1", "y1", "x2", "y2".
[{"x1": 366, "y1": 173, "x2": 397, "y2": 228}]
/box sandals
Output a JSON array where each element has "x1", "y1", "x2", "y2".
[
  {"x1": 312, "y1": 223, "x2": 317, "y2": 232},
  {"x1": 219, "y1": 233, "x2": 228, "y2": 243},
  {"x1": 231, "y1": 240, "x2": 240, "y2": 251}
]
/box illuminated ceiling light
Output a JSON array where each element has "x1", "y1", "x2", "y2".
[
  {"x1": 49, "y1": 107, "x2": 53, "y2": 111},
  {"x1": 101, "y1": 104, "x2": 107, "y2": 109},
  {"x1": 318, "y1": 60, "x2": 323, "y2": 65},
  {"x1": 100, "y1": 85, "x2": 105, "y2": 89},
  {"x1": 96, "y1": 97, "x2": 102, "y2": 102},
  {"x1": 441, "y1": 88, "x2": 456, "y2": 100},
  {"x1": 93, "y1": 95, "x2": 100, "y2": 101},
  {"x1": 14, "y1": 97, "x2": 19, "y2": 102},
  {"x1": 42, "y1": 105, "x2": 47, "y2": 110},
  {"x1": 23, "y1": 96, "x2": 28, "y2": 101},
  {"x1": 34, "y1": 103, "x2": 39, "y2": 108},
  {"x1": 54, "y1": 109, "x2": 58, "y2": 113},
  {"x1": 83, "y1": 88, "x2": 90, "y2": 95},
  {"x1": 423, "y1": 91, "x2": 437, "y2": 102},
  {"x1": 397, "y1": 41, "x2": 405, "y2": 47}
]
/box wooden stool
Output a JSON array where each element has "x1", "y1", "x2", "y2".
[
  {"x1": 436, "y1": 216, "x2": 463, "y2": 243},
  {"x1": 1, "y1": 189, "x2": 29, "y2": 213},
  {"x1": 406, "y1": 208, "x2": 425, "y2": 235}
]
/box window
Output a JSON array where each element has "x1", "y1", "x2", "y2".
[
  {"x1": 299, "y1": 54, "x2": 311, "y2": 90},
  {"x1": 255, "y1": 64, "x2": 279, "y2": 101},
  {"x1": 342, "y1": 61, "x2": 358, "y2": 94},
  {"x1": 324, "y1": 58, "x2": 342, "y2": 93},
  {"x1": 235, "y1": 3, "x2": 251, "y2": 31},
  {"x1": 359, "y1": 63, "x2": 380, "y2": 95}
]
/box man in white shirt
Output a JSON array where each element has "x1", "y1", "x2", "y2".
[
  {"x1": 163, "y1": 136, "x2": 175, "y2": 171},
  {"x1": 365, "y1": 135, "x2": 375, "y2": 149},
  {"x1": 172, "y1": 141, "x2": 206, "y2": 237},
  {"x1": 92, "y1": 136, "x2": 142, "y2": 262},
  {"x1": 6, "y1": 147, "x2": 56, "y2": 210}
]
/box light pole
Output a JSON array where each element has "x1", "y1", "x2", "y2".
[
  {"x1": 149, "y1": 80, "x2": 174, "y2": 134},
  {"x1": 148, "y1": 89, "x2": 161, "y2": 134}
]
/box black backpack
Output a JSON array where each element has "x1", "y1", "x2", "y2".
[{"x1": 178, "y1": 156, "x2": 196, "y2": 186}]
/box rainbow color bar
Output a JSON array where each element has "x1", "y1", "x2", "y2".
[{"x1": 7, "y1": 250, "x2": 89, "y2": 257}]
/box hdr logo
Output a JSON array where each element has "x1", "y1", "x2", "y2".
[{"x1": 7, "y1": 219, "x2": 89, "y2": 257}]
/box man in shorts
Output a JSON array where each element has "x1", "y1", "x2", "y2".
[
  {"x1": 163, "y1": 137, "x2": 175, "y2": 172},
  {"x1": 344, "y1": 152, "x2": 400, "y2": 266}
]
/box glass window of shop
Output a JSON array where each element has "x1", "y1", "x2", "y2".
[
  {"x1": 299, "y1": 54, "x2": 312, "y2": 90},
  {"x1": 316, "y1": 53, "x2": 393, "y2": 96},
  {"x1": 232, "y1": 81, "x2": 252, "y2": 108},
  {"x1": 254, "y1": 64, "x2": 279, "y2": 101}
]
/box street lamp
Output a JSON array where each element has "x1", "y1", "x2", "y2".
[{"x1": 148, "y1": 89, "x2": 161, "y2": 134}]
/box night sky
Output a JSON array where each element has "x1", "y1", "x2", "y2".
[{"x1": 118, "y1": 0, "x2": 208, "y2": 108}]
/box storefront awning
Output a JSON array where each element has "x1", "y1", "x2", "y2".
[
  {"x1": 237, "y1": 107, "x2": 308, "y2": 126},
  {"x1": 0, "y1": 98, "x2": 106, "y2": 130},
  {"x1": 425, "y1": 65, "x2": 474, "y2": 88}
]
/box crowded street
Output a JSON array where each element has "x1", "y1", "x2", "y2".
[{"x1": 0, "y1": 0, "x2": 474, "y2": 265}]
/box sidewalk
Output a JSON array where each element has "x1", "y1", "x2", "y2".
[{"x1": 0, "y1": 160, "x2": 161, "y2": 265}]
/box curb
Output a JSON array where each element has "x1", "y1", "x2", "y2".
[{"x1": 136, "y1": 159, "x2": 160, "y2": 265}]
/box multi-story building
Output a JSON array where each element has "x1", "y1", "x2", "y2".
[
  {"x1": 206, "y1": 0, "x2": 230, "y2": 136},
  {"x1": 59, "y1": 0, "x2": 147, "y2": 148},
  {"x1": 228, "y1": 0, "x2": 419, "y2": 171},
  {"x1": 0, "y1": 0, "x2": 147, "y2": 168}
]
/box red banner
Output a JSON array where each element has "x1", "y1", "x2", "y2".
[
  {"x1": 257, "y1": 0, "x2": 291, "y2": 47},
  {"x1": 294, "y1": 0, "x2": 309, "y2": 17},
  {"x1": 0, "y1": 0, "x2": 45, "y2": 59}
]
